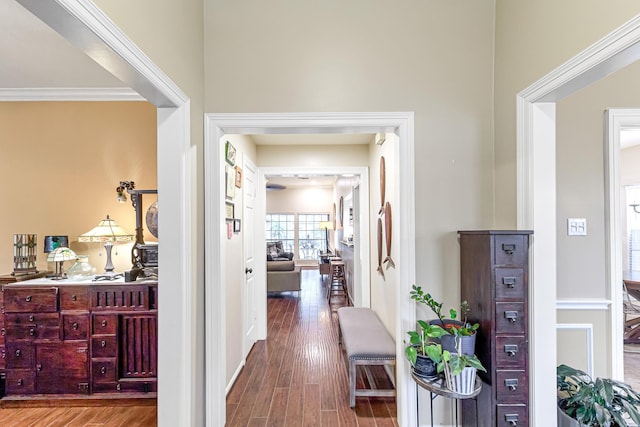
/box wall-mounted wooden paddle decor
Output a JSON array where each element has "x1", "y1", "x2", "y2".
[
  {"x1": 379, "y1": 156, "x2": 386, "y2": 215},
  {"x1": 377, "y1": 217, "x2": 385, "y2": 279},
  {"x1": 383, "y1": 201, "x2": 395, "y2": 269}
]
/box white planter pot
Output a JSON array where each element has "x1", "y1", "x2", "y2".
[{"x1": 444, "y1": 365, "x2": 476, "y2": 395}]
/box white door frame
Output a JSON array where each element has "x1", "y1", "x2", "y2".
[
  {"x1": 12, "y1": 2, "x2": 195, "y2": 426},
  {"x1": 517, "y1": 16, "x2": 640, "y2": 426},
  {"x1": 204, "y1": 112, "x2": 416, "y2": 427},
  {"x1": 243, "y1": 157, "x2": 258, "y2": 359},
  {"x1": 605, "y1": 108, "x2": 640, "y2": 379}
]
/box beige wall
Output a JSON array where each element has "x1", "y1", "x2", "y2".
[
  {"x1": 207, "y1": 1, "x2": 496, "y2": 338},
  {"x1": 0, "y1": 101, "x2": 156, "y2": 274},
  {"x1": 257, "y1": 144, "x2": 369, "y2": 168}
]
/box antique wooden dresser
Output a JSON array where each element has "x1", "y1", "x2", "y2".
[{"x1": 1, "y1": 278, "x2": 157, "y2": 399}]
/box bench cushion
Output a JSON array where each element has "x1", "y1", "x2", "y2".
[{"x1": 337, "y1": 307, "x2": 395, "y2": 359}]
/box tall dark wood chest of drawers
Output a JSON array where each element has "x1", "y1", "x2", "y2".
[{"x1": 459, "y1": 230, "x2": 532, "y2": 427}]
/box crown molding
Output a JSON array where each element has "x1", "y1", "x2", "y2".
[{"x1": 0, "y1": 87, "x2": 144, "y2": 101}]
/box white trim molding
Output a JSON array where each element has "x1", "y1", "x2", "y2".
[
  {"x1": 556, "y1": 299, "x2": 611, "y2": 311},
  {"x1": 204, "y1": 112, "x2": 416, "y2": 427},
  {"x1": 0, "y1": 87, "x2": 144, "y2": 102},
  {"x1": 517, "y1": 14, "x2": 640, "y2": 426},
  {"x1": 557, "y1": 323, "x2": 595, "y2": 378}
]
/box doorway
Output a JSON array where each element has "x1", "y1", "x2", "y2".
[{"x1": 204, "y1": 112, "x2": 417, "y2": 427}]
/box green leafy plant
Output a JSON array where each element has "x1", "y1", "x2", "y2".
[
  {"x1": 409, "y1": 284, "x2": 479, "y2": 337},
  {"x1": 404, "y1": 320, "x2": 448, "y2": 365},
  {"x1": 557, "y1": 364, "x2": 640, "y2": 426},
  {"x1": 444, "y1": 352, "x2": 487, "y2": 376}
]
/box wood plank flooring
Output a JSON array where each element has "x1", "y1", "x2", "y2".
[
  {"x1": 0, "y1": 404, "x2": 156, "y2": 426},
  {"x1": 226, "y1": 268, "x2": 398, "y2": 426}
]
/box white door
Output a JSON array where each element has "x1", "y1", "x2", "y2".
[{"x1": 243, "y1": 158, "x2": 258, "y2": 358}]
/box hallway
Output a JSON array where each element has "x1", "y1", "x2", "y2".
[{"x1": 225, "y1": 268, "x2": 397, "y2": 426}]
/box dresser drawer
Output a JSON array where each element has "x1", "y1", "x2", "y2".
[
  {"x1": 4, "y1": 288, "x2": 58, "y2": 313},
  {"x1": 496, "y1": 302, "x2": 526, "y2": 334},
  {"x1": 92, "y1": 315, "x2": 118, "y2": 335},
  {"x1": 92, "y1": 336, "x2": 118, "y2": 358},
  {"x1": 6, "y1": 369, "x2": 36, "y2": 394},
  {"x1": 496, "y1": 370, "x2": 528, "y2": 402},
  {"x1": 496, "y1": 336, "x2": 527, "y2": 367},
  {"x1": 92, "y1": 379, "x2": 157, "y2": 394},
  {"x1": 497, "y1": 404, "x2": 528, "y2": 427},
  {"x1": 5, "y1": 312, "x2": 59, "y2": 327},
  {"x1": 6, "y1": 342, "x2": 34, "y2": 369},
  {"x1": 494, "y1": 235, "x2": 528, "y2": 266},
  {"x1": 62, "y1": 314, "x2": 89, "y2": 340},
  {"x1": 6, "y1": 325, "x2": 60, "y2": 340},
  {"x1": 92, "y1": 359, "x2": 117, "y2": 383},
  {"x1": 495, "y1": 268, "x2": 526, "y2": 299},
  {"x1": 59, "y1": 286, "x2": 90, "y2": 311}
]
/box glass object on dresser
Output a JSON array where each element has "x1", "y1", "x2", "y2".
[{"x1": 67, "y1": 255, "x2": 96, "y2": 281}]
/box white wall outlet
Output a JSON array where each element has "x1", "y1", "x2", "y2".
[{"x1": 567, "y1": 218, "x2": 587, "y2": 236}]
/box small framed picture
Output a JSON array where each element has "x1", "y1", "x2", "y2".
[
  {"x1": 233, "y1": 219, "x2": 241, "y2": 233},
  {"x1": 235, "y1": 166, "x2": 242, "y2": 188},
  {"x1": 225, "y1": 201, "x2": 235, "y2": 220},
  {"x1": 225, "y1": 140, "x2": 237, "y2": 166},
  {"x1": 226, "y1": 165, "x2": 235, "y2": 199}
]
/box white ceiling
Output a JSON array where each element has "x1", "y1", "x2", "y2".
[{"x1": 0, "y1": 0, "x2": 125, "y2": 89}]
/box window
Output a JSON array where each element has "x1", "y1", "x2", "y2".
[
  {"x1": 298, "y1": 214, "x2": 330, "y2": 260},
  {"x1": 265, "y1": 214, "x2": 295, "y2": 253}
]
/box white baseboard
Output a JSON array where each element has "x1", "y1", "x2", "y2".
[{"x1": 226, "y1": 359, "x2": 246, "y2": 395}]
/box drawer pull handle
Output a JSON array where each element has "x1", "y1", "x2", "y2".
[
  {"x1": 72, "y1": 295, "x2": 77, "y2": 301},
  {"x1": 29, "y1": 328, "x2": 35, "y2": 336},
  {"x1": 502, "y1": 277, "x2": 517, "y2": 288},
  {"x1": 505, "y1": 413, "x2": 519, "y2": 426},
  {"x1": 101, "y1": 320, "x2": 108, "y2": 327},
  {"x1": 101, "y1": 340, "x2": 107, "y2": 347},
  {"x1": 1, "y1": 350, "x2": 5, "y2": 359},
  {"x1": 116, "y1": 383, "x2": 121, "y2": 391},
  {"x1": 15, "y1": 349, "x2": 21, "y2": 357},
  {"x1": 1, "y1": 328, "x2": 5, "y2": 336},
  {"x1": 101, "y1": 366, "x2": 107, "y2": 374},
  {"x1": 504, "y1": 311, "x2": 518, "y2": 323},
  {"x1": 504, "y1": 344, "x2": 519, "y2": 357},
  {"x1": 505, "y1": 378, "x2": 518, "y2": 391},
  {"x1": 17, "y1": 379, "x2": 23, "y2": 386},
  {"x1": 502, "y1": 243, "x2": 516, "y2": 255},
  {"x1": 37, "y1": 364, "x2": 42, "y2": 372},
  {"x1": 29, "y1": 315, "x2": 35, "y2": 322},
  {"x1": 72, "y1": 322, "x2": 79, "y2": 330},
  {"x1": 25, "y1": 295, "x2": 32, "y2": 302}
]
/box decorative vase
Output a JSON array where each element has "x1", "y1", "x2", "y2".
[
  {"x1": 444, "y1": 365, "x2": 477, "y2": 395},
  {"x1": 412, "y1": 353, "x2": 438, "y2": 379},
  {"x1": 66, "y1": 255, "x2": 96, "y2": 281}
]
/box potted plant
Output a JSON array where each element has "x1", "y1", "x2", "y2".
[
  {"x1": 441, "y1": 350, "x2": 486, "y2": 395},
  {"x1": 404, "y1": 320, "x2": 448, "y2": 378},
  {"x1": 410, "y1": 284, "x2": 479, "y2": 355},
  {"x1": 557, "y1": 364, "x2": 640, "y2": 426}
]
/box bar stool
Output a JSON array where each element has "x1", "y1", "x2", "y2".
[{"x1": 327, "y1": 259, "x2": 347, "y2": 301}]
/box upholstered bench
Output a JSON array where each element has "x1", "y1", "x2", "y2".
[{"x1": 337, "y1": 307, "x2": 396, "y2": 407}]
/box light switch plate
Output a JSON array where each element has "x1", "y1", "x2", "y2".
[{"x1": 567, "y1": 218, "x2": 587, "y2": 236}]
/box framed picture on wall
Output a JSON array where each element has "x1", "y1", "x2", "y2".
[
  {"x1": 225, "y1": 201, "x2": 234, "y2": 220},
  {"x1": 235, "y1": 166, "x2": 242, "y2": 188},
  {"x1": 226, "y1": 165, "x2": 235, "y2": 199},
  {"x1": 225, "y1": 140, "x2": 237, "y2": 166},
  {"x1": 233, "y1": 219, "x2": 241, "y2": 233}
]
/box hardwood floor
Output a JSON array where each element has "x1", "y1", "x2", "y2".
[
  {"x1": 0, "y1": 404, "x2": 156, "y2": 426},
  {"x1": 226, "y1": 268, "x2": 398, "y2": 426}
]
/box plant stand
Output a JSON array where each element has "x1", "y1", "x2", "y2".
[{"x1": 412, "y1": 371, "x2": 482, "y2": 427}]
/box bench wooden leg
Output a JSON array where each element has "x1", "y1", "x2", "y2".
[{"x1": 350, "y1": 359, "x2": 357, "y2": 408}]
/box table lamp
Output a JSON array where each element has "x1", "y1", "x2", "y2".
[
  {"x1": 79, "y1": 215, "x2": 134, "y2": 280},
  {"x1": 46, "y1": 247, "x2": 76, "y2": 280}
]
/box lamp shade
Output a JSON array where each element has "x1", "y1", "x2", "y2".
[
  {"x1": 319, "y1": 221, "x2": 334, "y2": 230},
  {"x1": 46, "y1": 247, "x2": 76, "y2": 262},
  {"x1": 78, "y1": 215, "x2": 134, "y2": 243}
]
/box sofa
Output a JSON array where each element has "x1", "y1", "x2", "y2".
[
  {"x1": 266, "y1": 241, "x2": 300, "y2": 293},
  {"x1": 267, "y1": 260, "x2": 301, "y2": 293}
]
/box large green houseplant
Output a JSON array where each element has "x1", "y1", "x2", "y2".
[
  {"x1": 557, "y1": 364, "x2": 640, "y2": 427},
  {"x1": 404, "y1": 320, "x2": 448, "y2": 378}
]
